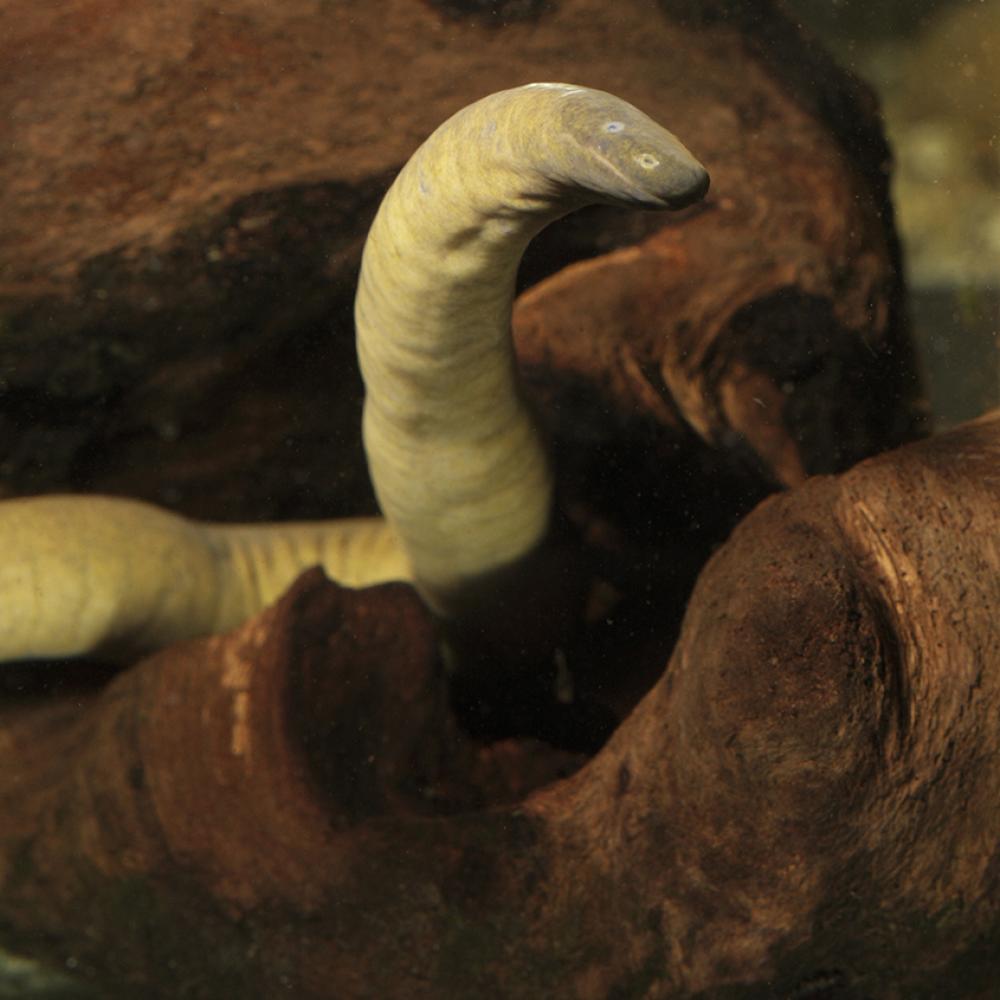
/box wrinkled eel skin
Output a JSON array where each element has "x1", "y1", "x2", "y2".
[
  {"x1": 0, "y1": 495, "x2": 408, "y2": 661},
  {"x1": 357, "y1": 82, "x2": 708, "y2": 616},
  {"x1": 0, "y1": 83, "x2": 707, "y2": 662}
]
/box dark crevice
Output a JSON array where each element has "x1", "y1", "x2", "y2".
[{"x1": 422, "y1": 0, "x2": 555, "y2": 26}]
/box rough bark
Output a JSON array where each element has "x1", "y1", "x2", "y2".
[{"x1": 1, "y1": 412, "x2": 997, "y2": 999}]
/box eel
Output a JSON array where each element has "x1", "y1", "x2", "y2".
[
  {"x1": 356, "y1": 82, "x2": 708, "y2": 616},
  {"x1": 0, "y1": 495, "x2": 408, "y2": 661},
  {"x1": 0, "y1": 83, "x2": 707, "y2": 662}
]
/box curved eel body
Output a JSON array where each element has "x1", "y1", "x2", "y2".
[
  {"x1": 356, "y1": 82, "x2": 708, "y2": 615},
  {"x1": 0, "y1": 495, "x2": 408, "y2": 661},
  {"x1": 0, "y1": 83, "x2": 707, "y2": 662}
]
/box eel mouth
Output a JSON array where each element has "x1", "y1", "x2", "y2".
[
  {"x1": 667, "y1": 162, "x2": 711, "y2": 207},
  {"x1": 640, "y1": 161, "x2": 711, "y2": 210}
]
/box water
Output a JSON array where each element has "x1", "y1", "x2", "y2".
[{"x1": 790, "y1": 0, "x2": 1000, "y2": 425}]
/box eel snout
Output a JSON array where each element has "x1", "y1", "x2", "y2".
[
  {"x1": 537, "y1": 83, "x2": 710, "y2": 211},
  {"x1": 579, "y1": 121, "x2": 709, "y2": 210}
]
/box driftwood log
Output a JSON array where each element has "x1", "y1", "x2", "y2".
[{"x1": 2, "y1": 411, "x2": 998, "y2": 999}]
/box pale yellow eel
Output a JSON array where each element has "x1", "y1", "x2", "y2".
[
  {"x1": 1, "y1": 83, "x2": 707, "y2": 662},
  {"x1": 0, "y1": 495, "x2": 408, "y2": 661},
  {"x1": 356, "y1": 82, "x2": 708, "y2": 616}
]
